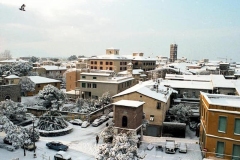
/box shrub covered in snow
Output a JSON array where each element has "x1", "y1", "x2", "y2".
[
  {"x1": 168, "y1": 103, "x2": 193, "y2": 123},
  {"x1": 97, "y1": 131, "x2": 144, "y2": 160},
  {"x1": 38, "y1": 84, "x2": 66, "y2": 110},
  {"x1": 37, "y1": 110, "x2": 68, "y2": 131},
  {"x1": 19, "y1": 76, "x2": 35, "y2": 96},
  {"x1": 0, "y1": 115, "x2": 40, "y2": 148},
  {"x1": 0, "y1": 100, "x2": 27, "y2": 121}
]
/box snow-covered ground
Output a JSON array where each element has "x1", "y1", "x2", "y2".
[
  {"x1": 0, "y1": 96, "x2": 203, "y2": 160},
  {"x1": 0, "y1": 121, "x2": 203, "y2": 160}
]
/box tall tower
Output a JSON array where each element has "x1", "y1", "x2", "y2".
[{"x1": 170, "y1": 44, "x2": 177, "y2": 62}]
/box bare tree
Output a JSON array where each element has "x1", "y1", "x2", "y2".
[{"x1": 0, "y1": 50, "x2": 12, "y2": 60}]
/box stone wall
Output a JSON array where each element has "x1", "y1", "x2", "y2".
[{"x1": 0, "y1": 84, "x2": 21, "y2": 102}]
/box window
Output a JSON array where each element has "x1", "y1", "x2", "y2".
[
  {"x1": 93, "y1": 84, "x2": 97, "y2": 88},
  {"x1": 218, "y1": 116, "x2": 227, "y2": 133},
  {"x1": 110, "y1": 62, "x2": 113, "y2": 65},
  {"x1": 94, "y1": 61, "x2": 97, "y2": 64},
  {"x1": 120, "y1": 62, "x2": 122, "y2": 65},
  {"x1": 38, "y1": 84, "x2": 40, "y2": 88},
  {"x1": 150, "y1": 115, "x2": 154, "y2": 121},
  {"x1": 82, "y1": 76, "x2": 86, "y2": 79},
  {"x1": 100, "y1": 61, "x2": 103, "y2": 65},
  {"x1": 234, "y1": 118, "x2": 240, "y2": 134},
  {"x1": 82, "y1": 83, "x2": 86, "y2": 88},
  {"x1": 106, "y1": 62, "x2": 109, "y2": 65},
  {"x1": 94, "y1": 66, "x2": 97, "y2": 69},
  {"x1": 109, "y1": 67, "x2": 112, "y2": 70},
  {"x1": 93, "y1": 77, "x2": 97, "y2": 79},
  {"x1": 232, "y1": 144, "x2": 240, "y2": 160},
  {"x1": 216, "y1": 141, "x2": 224, "y2": 158},
  {"x1": 91, "y1": 61, "x2": 93, "y2": 64},
  {"x1": 122, "y1": 116, "x2": 128, "y2": 127},
  {"x1": 157, "y1": 102, "x2": 161, "y2": 109},
  {"x1": 87, "y1": 83, "x2": 91, "y2": 88},
  {"x1": 100, "y1": 67, "x2": 103, "y2": 70}
]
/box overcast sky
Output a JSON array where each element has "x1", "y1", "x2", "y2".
[{"x1": 0, "y1": 0, "x2": 240, "y2": 61}]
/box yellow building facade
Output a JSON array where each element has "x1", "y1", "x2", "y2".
[{"x1": 200, "y1": 92, "x2": 240, "y2": 160}]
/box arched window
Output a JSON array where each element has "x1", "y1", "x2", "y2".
[
  {"x1": 122, "y1": 116, "x2": 128, "y2": 127},
  {"x1": 5, "y1": 95, "x2": 10, "y2": 100}
]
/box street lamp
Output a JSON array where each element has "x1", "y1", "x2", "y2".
[{"x1": 32, "y1": 117, "x2": 37, "y2": 158}]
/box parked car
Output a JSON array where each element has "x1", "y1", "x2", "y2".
[
  {"x1": 178, "y1": 143, "x2": 187, "y2": 153},
  {"x1": 3, "y1": 137, "x2": 19, "y2": 149},
  {"x1": 165, "y1": 140, "x2": 176, "y2": 154},
  {"x1": 108, "y1": 112, "x2": 113, "y2": 118},
  {"x1": 54, "y1": 151, "x2": 72, "y2": 160},
  {"x1": 100, "y1": 115, "x2": 109, "y2": 123},
  {"x1": 21, "y1": 143, "x2": 36, "y2": 151},
  {"x1": 81, "y1": 121, "x2": 90, "y2": 128},
  {"x1": 46, "y1": 141, "x2": 68, "y2": 151},
  {"x1": 3, "y1": 137, "x2": 12, "y2": 145},
  {"x1": 92, "y1": 119, "x2": 102, "y2": 127},
  {"x1": 69, "y1": 119, "x2": 83, "y2": 126},
  {"x1": 5, "y1": 145, "x2": 15, "y2": 152}
]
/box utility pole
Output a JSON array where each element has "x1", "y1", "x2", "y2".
[{"x1": 32, "y1": 118, "x2": 37, "y2": 158}]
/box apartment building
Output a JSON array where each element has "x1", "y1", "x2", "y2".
[
  {"x1": 118, "y1": 69, "x2": 147, "y2": 85},
  {"x1": 86, "y1": 48, "x2": 131, "y2": 73},
  {"x1": 83, "y1": 48, "x2": 156, "y2": 73},
  {"x1": 78, "y1": 72, "x2": 134, "y2": 99},
  {"x1": 27, "y1": 76, "x2": 61, "y2": 96},
  {"x1": 65, "y1": 69, "x2": 81, "y2": 91},
  {"x1": 33, "y1": 65, "x2": 67, "y2": 79},
  {"x1": 199, "y1": 92, "x2": 240, "y2": 159},
  {"x1": 112, "y1": 79, "x2": 175, "y2": 137}
]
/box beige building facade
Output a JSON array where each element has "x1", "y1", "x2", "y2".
[
  {"x1": 78, "y1": 72, "x2": 135, "y2": 99},
  {"x1": 112, "y1": 80, "x2": 173, "y2": 137}
]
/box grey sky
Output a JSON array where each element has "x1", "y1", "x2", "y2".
[{"x1": 1, "y1": 0, "x2": 240, "y2": 62}]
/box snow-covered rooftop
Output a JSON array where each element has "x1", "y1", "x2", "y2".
[
  {"x1": 118, "y1": 69, "x2": 144, "y2": 75},
  {"x1": 79, "y1": 77, "x2": 134, "y2": 84},
  {"x1": 123, "y1": 54, "x2": 157, "y2": 61},
  {"x1": 165, "y1": 74, "x2": 213, "y2": 82},
  {"x1": 41, "y1": 65, "x2": 67, "y2": 71},
  {"x1": 28, "y1": 76, "x2": 61, "y2": 84},
  {"x1": 5, "y1": 75, "x2": 19, "y2": 79},
  {"x1": 201, "y1": 92, "x2": 240, "y2": 108},
  {"x1": 113, "y1": 100, "x2": 145, "y2": 107},
  {"x1": 211, "y1": 75, "x2": 235, "y2": 88},
  {"x1": 160, "y1": 79, "x2": 213, "y2": 90},
  {"x1": 0, "y1": 59, "x2": 28, "y2": 63},
  {"x1": 81, "y1": 72, "x2": 111, "y2": 76},
  {"x1": 113, "y1": 79, "x2": 175, "y2": 103},
  {"x1": 91, "y1": 54, "x2": 130, "y2": 60}
]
